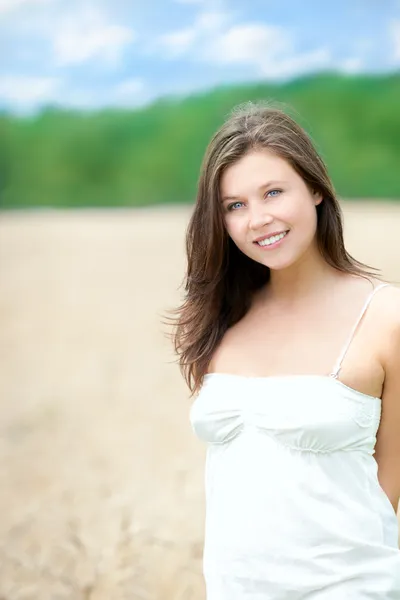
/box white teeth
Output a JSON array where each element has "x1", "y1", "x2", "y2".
[{"x1": 258, "y1": 231, "x2": 288, "y2": 246}]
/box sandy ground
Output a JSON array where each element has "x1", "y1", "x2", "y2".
[{"x1": 0, "y1": 202, "x2": 399, "y2": 599}]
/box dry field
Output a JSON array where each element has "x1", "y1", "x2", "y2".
[{"x1": 0, "y1": 202, "x2": 399, "y2": 599}]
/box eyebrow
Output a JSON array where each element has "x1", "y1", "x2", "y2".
[{"x1": 221, "y1": 180, "x2": 286, "y2": 202}]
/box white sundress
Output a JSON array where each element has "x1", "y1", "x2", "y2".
[{"x1": 190, "y1": 282, "x2": 400, "y2": 599}]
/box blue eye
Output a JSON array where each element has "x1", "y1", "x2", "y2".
[
  {"x1": 226, "y1": 190, "x2": 282, "y2": 211},
  {"x1": 227, "y1": 201, "x2": 244, "y2": 211},
  {"x1": 266, "y1": 189, "x2": 282, "y2": 198}
]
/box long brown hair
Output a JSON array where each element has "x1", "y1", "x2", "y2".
[{"x1": 166, "y1": 101, "x2": 380, "y2": 397}]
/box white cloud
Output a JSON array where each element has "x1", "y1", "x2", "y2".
[
  {"x1": 0, "y1": 0, "x2": 53, "y2": 15},
  {"x1": 55, "y1": 80, "x2": 150, "y2": 111},
  {"x1": 0, "y1": 3, "x2": 135, "y2": 68},
  {"x1": 154, "y1": 9, "x2": 231, "y2": 57},
  {"x1": 0, "y1": 75, "x2": 60, "y2": 108},
  {"x1": 155, "y1": 16, "x2": 331, "y2": 80},
  {"x1": 158, "y1": 27, "x2": 198, "y2": 58},
  {"x1": 339, "y1": 57, "x2": 364, "y2": 74},
  {"x1": 174, "y1": 0, "x2": 207, "y2": 4},
  {"x1": 0, "y1": 75, "x2": 150, "y2": 113},
  {"x1": 111, "y1": 78, "x2": 147, "y2": 106},
  {"x1": 390, "y1": 19, "x2": 400, "y2": 63},
  {"x1": 52, "y1": 7, "x2": 135, "y2": 66},
  {"x1": 195, "y1": 10, "x2": 229, "y2": 32},
  {"x1": 207, "y1": 23, "x2": 290, "y2": 65},
  {"x1": 203, "y1": 23, "x2": 330, "y2": 79},
  {"x1": 260, "y1": 48, "x2": 330, "y2": 79}
]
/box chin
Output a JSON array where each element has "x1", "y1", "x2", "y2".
[
  {"x1": 261, "y1": 260, "x2": 293, "y2": 271},
  {"x1": 252, "y1": 253, "x2": 298, "y2": 271}
]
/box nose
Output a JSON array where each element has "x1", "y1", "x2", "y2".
[{"x1": 248, "y1": 202, "x2": 274, "y2": 231}]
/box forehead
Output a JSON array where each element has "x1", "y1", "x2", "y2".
[{"x1": 220, "y1": 150, "x2": 296, "y2": 195}]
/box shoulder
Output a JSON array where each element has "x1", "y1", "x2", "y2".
[
  {"x1": 345, "y1": 277, "x2": 399, "y2": 328},
  {"x1": 373, "y1": 283, "x2": 400, "y2": 362},
  {"x1": 374, "y1": 283, "x2": 400, "y2": 324}
]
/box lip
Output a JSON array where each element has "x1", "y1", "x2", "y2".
[
  {"x1": 252, "y1": 230, "x2": 289, "y2": 243},
  {"x1": 255, "y1": 230, "x2": 289, "y2": 250}
]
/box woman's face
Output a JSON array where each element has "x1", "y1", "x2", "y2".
[{"x1": 219, "y1": 149, "x2": 323, "y2": 271}]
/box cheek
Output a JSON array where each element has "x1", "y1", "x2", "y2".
[
  {"x1": 281, "y1": 198, "x2": 303, "y2": 222},
  {"x1": 224, "y1": 217, "x2": 243, "y2": 242},
  {"x1": 289, "y1": 198, "x2": 317, "y2": 227},
  {"x1": 293, "y1": 206, "x2": 319, "y2": 248}
]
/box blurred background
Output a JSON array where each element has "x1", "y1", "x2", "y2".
[{"x1": 0, "y1": 0, "x2": 399, "y2": 598}]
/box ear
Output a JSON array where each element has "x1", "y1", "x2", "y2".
[{"x1": 312, "y1": 189, "x2": 323, "y2": 206}]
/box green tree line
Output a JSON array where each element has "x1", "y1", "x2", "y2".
[{"x1": 0, "y1": 72, "x2": 399, "y2": 209}]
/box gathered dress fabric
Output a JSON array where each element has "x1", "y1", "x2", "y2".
[{"x1": 189, "y1": 283, "x2": 400, "y2": 599}]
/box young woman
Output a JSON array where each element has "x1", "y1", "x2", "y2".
[{"x1": 170, "y1": 102, "x2": 400, "y2": 598}]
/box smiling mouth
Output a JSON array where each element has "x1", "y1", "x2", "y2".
[{"x1": 254, "y1": 230, "x2": 289, "y2": 247}]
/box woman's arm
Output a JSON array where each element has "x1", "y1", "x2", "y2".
[{"x1": 374, "y1": 288, "x2": 400, "y2": 514}]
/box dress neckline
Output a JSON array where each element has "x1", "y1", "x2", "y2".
[
  {"x1": 202, "y1": 283, "x2": 391, "y2": 405},
  {"x1": 203, "y1": 372, "x2": 382, "y2": 403}
]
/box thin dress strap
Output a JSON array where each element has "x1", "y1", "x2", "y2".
[{"x1": 330, "y1": 282, "x2": 391, "y2": 379}]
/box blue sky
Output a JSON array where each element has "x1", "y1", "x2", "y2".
[{"x1": 1, "y1": 0, "x2": 400, "y2": 114}]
